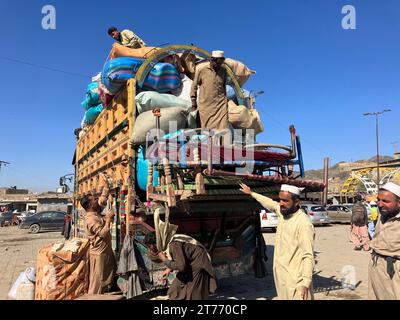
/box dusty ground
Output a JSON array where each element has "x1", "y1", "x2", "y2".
[
  {"x1": 0, "y1": 226, "x2": 63, "y2": 299},
  {"x1": 0, "y1": 224, "x2": 371, "y2": 300}
]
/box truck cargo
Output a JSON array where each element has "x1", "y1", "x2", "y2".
[{"x1": 72, "y1": 44, "x2": 325, "y2": 295}]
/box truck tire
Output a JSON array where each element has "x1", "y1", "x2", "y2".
[{"x1": 29, "y1": 224, "x2": 40, "y2": 234}]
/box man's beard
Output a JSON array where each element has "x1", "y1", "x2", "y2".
[
  {"x1": 380, "y1": 207, "x2": 400, "y2": 222},
  {"x1": 280, "y1": 206, "x2": 297, "y2": 217}
]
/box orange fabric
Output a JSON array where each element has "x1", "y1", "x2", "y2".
[
  {"x1": 109, "y1": 43, "x2": 159, "y2": 59},
  {"x1": 35, "y1": 238, "x2": 90, "y2": 300}
]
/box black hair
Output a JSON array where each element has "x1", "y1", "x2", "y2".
[
  {"x1": 144, "y1": 231, "x2": 157, "y2": 245},
  {"x1": 107, "y1": 26, "x2": 118, "y2": 35},
  {"x1": 355, "y1": 194, "x2": 363, "y2": 201},
  {"x1": 80, "y1": 194, "x2": 93, "y2": 210},
  {"x1": 291, "y1": 194, "x2": 300, "y2": 201}
]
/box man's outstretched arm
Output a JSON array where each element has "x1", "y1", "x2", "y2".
[{"x1": 239, "y1": 183, "x2": 281, "y2": 215}]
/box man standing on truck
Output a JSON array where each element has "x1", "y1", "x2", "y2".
[
  {"x1": 190, "y1": 50, "x2": 229, "y2": 132},
  {"x1": 144, "y1": 231, "x2": 217, "y2": 300},
  {"x1": 350, "y1": 194, "x2": 370, "y2": 251},
  {"x1": 81, "y1": 174, "x2": 116, "y2": 294},
  {"x1": 369, "y1": 182, "x2": 400, "y2": 300},
  {"x1": 239, "y1": 183, "x2": 315, "y2": 300},
  {"x1": 107, "y1": 26, "x2": 146, "y2": 49}
]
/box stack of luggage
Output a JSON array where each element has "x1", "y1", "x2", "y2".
[{"x1": 78, "y1": 42, "x2": 262, "y2": 140}]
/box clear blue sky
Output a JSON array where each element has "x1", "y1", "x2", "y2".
[{"x1": 0, "y1": 0, "x2": 399, "y2": 192}]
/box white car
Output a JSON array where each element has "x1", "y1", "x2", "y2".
[{"x1": 260, "y1": 209, "x2": 278, "y2": 231}]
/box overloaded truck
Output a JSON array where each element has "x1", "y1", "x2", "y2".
[{"x1": 72, "y1": 45, "x2": 325, "y2": 293}]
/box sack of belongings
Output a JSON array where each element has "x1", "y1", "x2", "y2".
[
  {"x1": 102, "y1": 57, "x2": 144, "y2": 95},
  {"x1": 81, "y1": 82, "x2": 101, "y2": 110},
  {"x1": 136, "y1": 146, "x2": 159, "y2": 191},
  {"x1": 172, "y1": 74, "x2": 192, "y2": 103},
  {"x1": 8, "y1": 267, "x2": 36, "y2": 300},
  {"x1": 135, "y1": 91, "x2": 191, "y2": 114},
  {"x1": 109, "y1": 43, "x2": 159, "y2": 59},
  {"x1": 142, "y1": 63, "x2": 182, "y2": 93},
  {"x1": 226, "y1": 85, "x2": 251, "y2": 105},
  {"x1": 84, "y1": 104, "x2": 103, "y2": 125},
  {"x1": 225, "y1": 58, "x2": 256, "y2": 87},
  {"x1": 132, "y1": 107, "x2": 189, "y2": 145},
  {"x1": 35, "y1": 238, "x2": 90, "y2": 300},
  {"x1": 228, "y1": 100, "x2": 264, "y2": 134}
]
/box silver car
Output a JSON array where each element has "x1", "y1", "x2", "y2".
[
  {"x1": 326, "y1": 205, "x2": 352, "y2": 223},
  {"x1": 300, "y1": 204, "x2": 330, "y2": 226}
]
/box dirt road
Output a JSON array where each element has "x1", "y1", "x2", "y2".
[{"x1": 0, "y1": 224, "x2": 371, "y2": 300}]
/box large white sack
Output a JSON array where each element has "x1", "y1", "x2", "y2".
[
  {"x1": 228, "y1": 100, "x2": 264, "y2": 134},
  {"x1": 132, "y1": 107, "x2": 190, "y2": 144},
  {"x1": 172, "y1": 75, "x2": 193, "y2": 103},
  {"x1": 225, "y1": 58, "x2": 256, "y2": 87},
  {"x1": 135, "y1": 91, "x2": 191, "y2": 114}
]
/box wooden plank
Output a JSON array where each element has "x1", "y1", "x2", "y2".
[{"x1": 125, "y1": 79, "x2": 136, "y2": 237}]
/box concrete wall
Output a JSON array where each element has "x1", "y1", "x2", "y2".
[{"x1": 37, "y1": 198, "x2": 69, "y2": 212}]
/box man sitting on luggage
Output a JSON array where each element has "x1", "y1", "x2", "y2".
[{"x1": 107, "y1": 26, "x2": 146, "y2": 49}]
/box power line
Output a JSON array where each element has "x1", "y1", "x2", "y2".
[
  {"x1": 262, "y1": 111, "x2": 334, "y2": 159},
  {"x1": 0, "y1": 56, "x2": 91, "y2": 78}
]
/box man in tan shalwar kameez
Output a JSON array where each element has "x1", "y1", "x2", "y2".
[
  {"x1": 190, "y1": 50, "x2": 229, "y2": 131},
  {"x1": 369, "y1": 182, "x2": 400, "y2": 300},
  {"x1": 240, "y1": 183, "x2": 315, "y2": 300},
  {"x1": 81, "y1": 175, "x2": 116, "y2": 294}
]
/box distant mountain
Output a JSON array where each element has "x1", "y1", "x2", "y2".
[
  {"x1": 303, "y1": 155, "x2": 394, "y2": 182},
  {"x1": 367, "y1": 155, "x2": 394, "y2": 163}
]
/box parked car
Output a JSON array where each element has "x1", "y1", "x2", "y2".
[
  {"x1": 326, "y1": 205, "x2": 352, "y2": 223},
  {"x1": 0, "y1": 211, "x2": 14, "y2": 227},
  {"x1": 260, "y1": 209, "x2": 278, "y2": 231},
  {"x1": 342, "y1": 203, "x2": 354, "y2": 210},
  {"x1": 300, "y1": 204, "x2": 330, "y2": 226},
  {"x1": 16, "y1": 211, "x2": 36, "y2": 224},
  {"x1": 19, "y1": 211, "x2": 66, "y2": 233}
]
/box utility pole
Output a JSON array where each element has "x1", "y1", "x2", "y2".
[
  {"x1": 363, "y1": 109, "x2": 391, "y2": 188},
  {"x1": 391, "y1": 141, "x2": 399, "y2": 153},
  {"x1": 0, "y1": 160, "x2": 10, "y2": 175},
  {"x1": 322, "y1": 157, "x2": 329, "y2": 206}
]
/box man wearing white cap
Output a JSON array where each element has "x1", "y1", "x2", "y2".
[
  {"x1": 368, "y1": 182, "x2": 400, "y2": 300},
  {"x1": 190, "y1": 50, "x2": 229, "y2": 131},
  {"x1": 240, "y1": 183, "x2": 315, "y2": 300}
]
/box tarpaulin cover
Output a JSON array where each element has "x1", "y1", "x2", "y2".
[
  {"x1": 136, "y1": 145, "x2": 159, "y2": 191},
  {"x1": 84, "y1": 104, "x2": 103, "y2": 125},
  {"x1": 81, "y1": 82, "x2": 100, "y2": 110},
  {"x1": 101, "y1": 57, "x2": 144, "y2": 95},
  {"x1": 142, "y1": 63, "x2": 181, "y2": 93}
]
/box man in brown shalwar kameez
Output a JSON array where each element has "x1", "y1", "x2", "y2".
[
  {"x1": 190, "y1": 50, "x2": 229, "y2": 131},
  {"x1": 144, "y1": 232, "x2": 217, "y2": 300},
  {"x1": 369, "y1": 182, "x2": 400, "y2": 300},
  {"x1": 81, "y1": 175, "x2": 116, "y2": 294}
]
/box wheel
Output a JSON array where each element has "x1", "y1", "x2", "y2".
[{"x1": 29, "y1": 224, "x2": 40, "y2": 234}]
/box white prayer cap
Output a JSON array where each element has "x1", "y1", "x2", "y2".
[
  {"x1": 211, "y1": 50, "x2": 225, "y2": 58},
  {"x1": 380, "y1": 182, "x2": 400, "y2": 198},
  {"x1": 280, "y1": 184, "x2": 304, "y2": 196}
]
